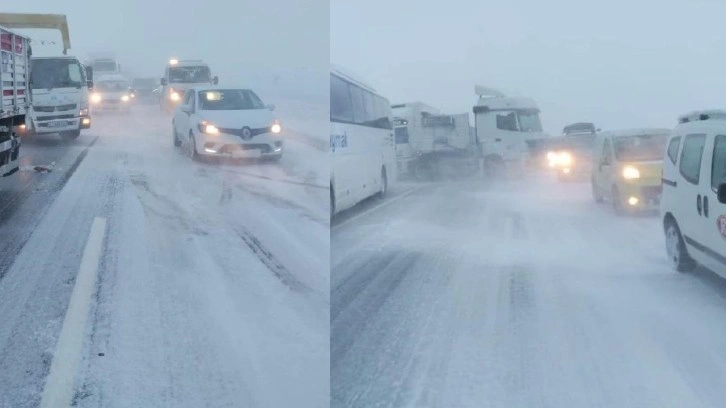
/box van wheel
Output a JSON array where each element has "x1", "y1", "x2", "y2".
[
  {"x1": 591, "y1": 179, "x2": 603, "y2": 203},
  {"x1": 665, "y1": 218, "x2": 696, "y2": 272},
  {"x1": 611, "y1": 186, "x2": 623, "y2": 213},
  {"x1": 378, "y1": 167, "x2": 388, "y2": 198}
]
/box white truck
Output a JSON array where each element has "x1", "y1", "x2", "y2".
[
  {"x1": 159, "y1": 58, "x2": 218, "y2": 113},
  {"x1": 473, "y1": 85, "x2": 547, "y2": 177},
  {"x1": 86, "y1": 52, "x2": 120, "y2": 75},
  {"x1": 0, "y1": 13, "x2": 93, "y2": 141},
  {"x1": 0, "y1": 22, "x2": 30, "y2": 176},
  {"x1": 392, "y1": 101, "x2": 478, "y2": 180}
]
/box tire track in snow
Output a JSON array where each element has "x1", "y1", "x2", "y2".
[{"x1": 234, "y1": 225, "x2": 309, "y2": 293}]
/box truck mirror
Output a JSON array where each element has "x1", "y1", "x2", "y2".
[
  {"x1": 212, "y1": 76, "x2": 219, "y2": 85},
  {"x1": 160, "y1": 78, "x2": 167, "y2": 86},
  {"x1": 718, "y1": 183, "x2": 726, "y2": 204},
  {"x1": 85, "y1": 66, "x2": 93, "y2": 81},
  {"x1": 87, "y1": 80, "x2": 94, "y2": 90}
]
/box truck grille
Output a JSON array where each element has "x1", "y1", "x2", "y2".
[
  {"x1": 34, "y1": 104, "x2": 77, "y2": 113},
  {"x1": 37, "y1": 114, "x2": 76, "y2": 121}
]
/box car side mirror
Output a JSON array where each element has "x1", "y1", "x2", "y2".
[
  {"x1": 267, "y1": 104, "x2": 275, "y2": 111},
  {"x1": 160, "y1": 78, "x2": 167, "y2": 86},
  {"x1": 212, "y1": 76, "x2": 219, "y2": 85},
  {"x1": 718, "y1": 183, "x2": 726, "y2": 204}
]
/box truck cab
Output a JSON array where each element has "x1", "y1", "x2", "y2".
[
  {"x1": 473, "y1": 85, "x2": 546, "y2": 175},
  {"x1": 88, "y1": 57, "x2": 120, "y2": 75},
  {"x1": 20, "y1": 56, "x2": 92, "y2": 139},
  {"x1": 0, "y1": 14, "x2": 93, "y2": 141},
  {"x1": 392, "y1": 102, "x2": 475, "y2": 179},
  {"x1": 159, "y1": 59, "x2": 218, "y2": 113}
]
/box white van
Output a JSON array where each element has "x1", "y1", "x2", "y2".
[{"x1": 661, "y1": 110, "x2": 726, "y2": 275}]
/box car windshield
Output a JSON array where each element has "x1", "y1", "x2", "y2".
[
  {"x1": 613, "y1": 133, "x2": 669, "y2": 162},
  {"x1": 96, "y1": 81, "x2": 129, "y2": 92},
  {"x1": 168, "y1": 66, "x2": 211, "y2": 83},
  {"x1": 30, "y1": 58, "x2": 84, "y2": 90},
  {"x1": 198, "y1": 89, "x2": 266, "y2": 110}
]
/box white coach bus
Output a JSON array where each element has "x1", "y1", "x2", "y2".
[{"x1": 330, "y1": 66, "x2": 396, "y2": 217}]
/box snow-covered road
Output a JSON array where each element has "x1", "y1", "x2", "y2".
[
  {"x1": 0, "y1": 101, "x2": 329, "y2": 408},
  {"x1": 332, "y1": 178, "x2": 726, "y2": 408}
]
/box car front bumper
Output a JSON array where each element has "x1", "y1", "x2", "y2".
[
  {"x1": 195, "y1": 130, "x2": 284, "y2": 158},
  {"x1": 618, "y1": 182, "x2": 662, "y2": 210}
]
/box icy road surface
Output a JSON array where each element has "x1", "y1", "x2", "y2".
[
  {"x1": 0, "y1": 101, "x2": 329, "y2": 408},
  {"x1": 332, "y1": 178, "x2": 726, "y2": 408}
]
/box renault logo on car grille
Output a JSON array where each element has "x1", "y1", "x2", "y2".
[{"x1": 241, "y1": 127, "x2": 252, "y2": 140}]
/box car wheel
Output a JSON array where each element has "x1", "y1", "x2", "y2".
[
  {"x1": 187, "y1": 131, "x2": 199, "y2": 161},
  {"x1": 173, "y1": 126, "x2": 181, "y2": 147},
  {"x1": 665, "y1": 218, "x2": 696, "y2": 272}
]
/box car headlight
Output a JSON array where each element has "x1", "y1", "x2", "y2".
[
  {"x1": 121, "y1": 95, "x2": 130, "y2": 102},
  {"x1": 91, "y1": 93, "x2": 102, "y2": 103},
  {"x1": 271, "y1": 121, "x2": 281, "y2": 134},
  {"x1": 198, "y1": 120, "x2": 219, "y2": 135},
  {"x1": 558, "y1": 152, "x2": 573, "y2": 166},
  {"x1": 169, "y1": 91, "x2": 180, "y2": 101},
  {"x1": 622, "y1": 166, "x2": 640, "y2": 179}
]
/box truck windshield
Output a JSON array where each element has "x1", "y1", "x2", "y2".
[
  {"x1": 613, "y1": 133, "x2": 668, "y2": 162},
  {"x1": 517, "y1": 111, "x2": 543, "y2": 132},
  {"x1": 93, "y1": 61, "x2": 117, "y2": 72},
  {"x1": 97, "y1": 81, "x2": 129, "y2": 92},
  {"x1": 168, "y1": 66, "x2": 211, "y2": 84},
  {"x1": 31, "y1": 59, "x2": 84, "y2": 90},
  {"x1": 198, "y1": 89, "x2": 265, "y2": 111},
  {"x1": 133, "y1": 78, "x2": 157, "y2": 89}
]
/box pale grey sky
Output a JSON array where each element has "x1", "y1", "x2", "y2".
[
  {"x1": 8, "y1": 0, "x2": 328, "y2": 102},
  {"x1": 331, "y1": 0, "x2": 726, "y2": 133}
]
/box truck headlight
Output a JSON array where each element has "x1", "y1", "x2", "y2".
[
  {"x1": 271, "y1": 121, "x2": 281, "y2": 134},
  {"x1": 622, "y1": 166, "x2": 640, "y2": 179},
  {"x1": 169, "y1": 91, "x2": 180, "y2": 101},
  {"x1": 80, "y1": 108, "x2": 89, "y2": 116},
  {"x1": 121, "y1": 95, "x2": 130, "y2": 102},
  {"x1": 91, "y1": 93, "x2": 102, "y2": 103}
]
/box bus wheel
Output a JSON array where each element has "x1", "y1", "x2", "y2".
[{"x1": 378, "y1": 167, "x2": 388, "y2": 198}]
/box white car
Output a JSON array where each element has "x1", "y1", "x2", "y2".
[
  {"x1": 661, "y1": 109, "x2": 726, "y2": 276},
  {"x1": 172, "y1": 86, "x2": 283, "y2": 161}
]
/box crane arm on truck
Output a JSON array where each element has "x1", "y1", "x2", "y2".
[{"x1": 0, "y1": 13, "x2": 70, "y2": 55}]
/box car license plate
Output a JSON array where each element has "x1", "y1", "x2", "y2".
[
  {"x1": 48, "y1": 120, "x2": 66, "y2": 128},
  {"x1": 234, "y1": 149, "x2": 261, "y2": 158}
]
